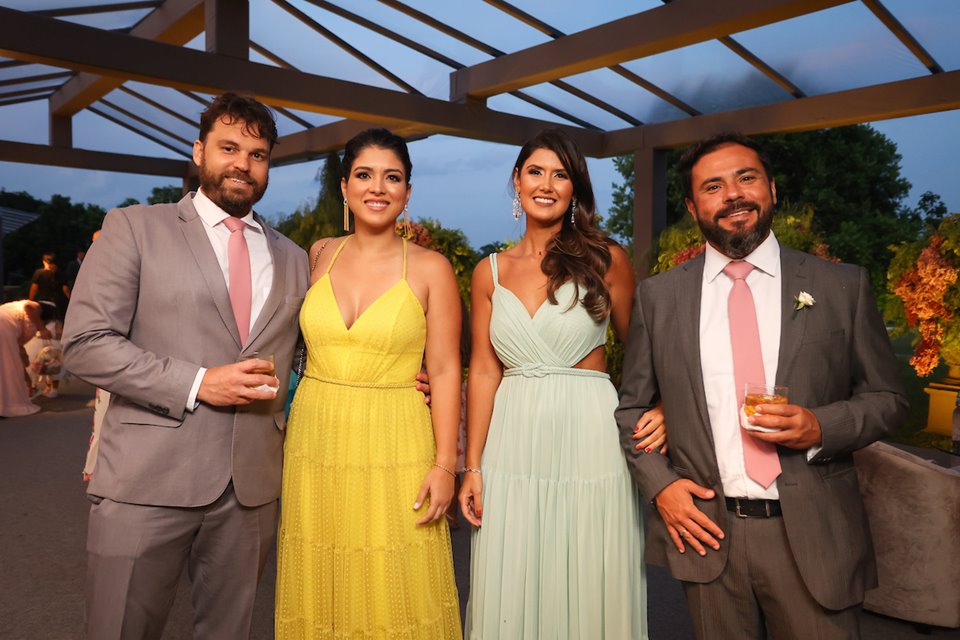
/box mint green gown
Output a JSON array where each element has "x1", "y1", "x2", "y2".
[{"x1": 465, "y1": 254, "x2": 647, "y2": 639}]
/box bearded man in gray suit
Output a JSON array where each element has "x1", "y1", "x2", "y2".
[
  {"x1": 616, "y1": 133, "x2": 907, "y2": 639},
  {"x1": 63, "y1": 93, "x2": 309, "y2": 639}
]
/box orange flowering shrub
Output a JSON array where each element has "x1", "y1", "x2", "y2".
[
  {"x1": 888, "y1": 215, "x2": 960, "y2": 376},
  {"x1": 395, "y1": 220, "x2": 433, "y2": 247}
]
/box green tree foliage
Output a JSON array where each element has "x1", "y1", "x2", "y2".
[
  {"x1": 274, "y1": 154, "x2": 347, "y2": 251},
  {"x1": 605, "y1": 125, "x2": 933, "y2": 292},
  {"x1": 1, "y1": 190, "x2": 105, "y2": 288},
  {"x1": 414, "y1": 218, "x2": 480, "y2": 303},
  {"x1": 147, "y1": 185, "x2": 184, "y2": 205}
]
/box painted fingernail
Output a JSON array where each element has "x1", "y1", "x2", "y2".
[
  {"x1": 413, "y1": 502, "x2": 421, "y2": 510},
  {"x1": 644, "y1": 447, "x2": 652, "y2": 454}
]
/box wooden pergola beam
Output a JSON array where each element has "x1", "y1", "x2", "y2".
[
  {"x1": 0, "y1": 7, "x2": 605, "y2": 154},
  {"x1": 0, "y1": 139, "x2": 188, "y2": 176},
  {"x1": 272, "y1": 120, "x2": 429, "y2": 166},
  {"x1": 48, "y1": 0, "x2": 204, "y2": 117},
  {"x1": 30, "y1": 1, "x2": 161, "y2": 19},
  {"x1": 604, "y1": 69, "x2": 960, "y2": 155},
  {"x1": 450, "y1": 0, "x2": 850, "y2": 100}
]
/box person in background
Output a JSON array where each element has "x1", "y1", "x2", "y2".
[
  {"x1": 29, "y1": 252, "x2": 70, "y2": 317},
  {"x1": 66, "y1": 247, "x2": 85, "y2": 291},
  {"x1": 0, "y1": 299, "x2": 56, "y2": 417}
]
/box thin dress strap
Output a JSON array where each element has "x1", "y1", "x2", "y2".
[
  {"x1": 401, "y1": 237, "x2": 408, "y2": 280},
  {"x1": 489, "y1": 253, "x2": 500, "y2": 286},
  {"x1": 325, "y1": 235, "x2": 351, "y2": 275}
]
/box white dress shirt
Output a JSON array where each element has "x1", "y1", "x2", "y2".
[
  {"x1": 699, "y1": 232, "x2": 781, "y2": 499},
  {"x1": 186, "y1": 189, "x2": 274, "y2": 409}
]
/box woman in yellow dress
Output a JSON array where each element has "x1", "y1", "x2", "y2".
[{"x1": 275, "y1": 128, "x2": 463, "y2": 639}]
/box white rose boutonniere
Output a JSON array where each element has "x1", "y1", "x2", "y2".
[{"x1": 794, "y1": 290, "x2": 816, "y2": 311}]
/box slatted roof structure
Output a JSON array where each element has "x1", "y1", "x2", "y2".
[{"x1": 0, "y1": 0, "x2": 957, "y2": 266}]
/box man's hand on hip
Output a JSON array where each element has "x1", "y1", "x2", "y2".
[
  {"x1": 197, "y1": 360, "x2": 278, "y2": 406},
  {"x1": 655, "y1": 479, "x2": 725, "y2": 556}
]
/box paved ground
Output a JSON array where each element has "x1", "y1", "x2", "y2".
[{"x1": 1, "y1": 377, "x2": 956, "y2": 639}]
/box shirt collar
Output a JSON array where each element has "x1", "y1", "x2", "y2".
[
  {"x1": 704, "y1": 230, "x2": 780, "y2": 284},
  {"x1": 193, "y1": 188, "x2": 261, "y2": 232}
]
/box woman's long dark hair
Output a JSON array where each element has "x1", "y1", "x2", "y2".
[{"x1": 513, "y1": 129, "x2": 612, "y2": 322}]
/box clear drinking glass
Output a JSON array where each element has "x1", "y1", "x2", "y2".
[{"x1": 740, "y1": 383, "x2": 788, "y2": 433}]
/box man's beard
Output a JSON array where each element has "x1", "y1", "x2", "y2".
[
  {"x1": 697, "y1": 198, "x2": 774, "y2": 260},
  {"x1": 199, "y1": 164, "x2": 267, "y2": 218}
]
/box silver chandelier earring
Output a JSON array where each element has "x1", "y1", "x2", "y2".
[
  {"x1": 512, "y1": 190, "x2": 522, "y2": 221},
  {"x1": 570, "y1": 197, "x2": 578, "y2": 225}
]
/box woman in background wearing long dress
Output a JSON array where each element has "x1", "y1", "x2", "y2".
[
  {"x1": 275, "y1": 128, "x2": 462, "y2": 639},
  {"x1": 0, "y1": 299, "x2": 55, "y2": 417},
  {"x1": 459, "y1": 129, "x2": 667, "y2": 639}
]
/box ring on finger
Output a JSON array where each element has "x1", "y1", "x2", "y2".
[{"x1": 678, "y1": 528, "x2": 688, "y2": 538}]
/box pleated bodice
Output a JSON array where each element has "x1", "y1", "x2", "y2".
[
  {"x1": 300, "y1": 238, "x2": 426, "y2": 388},
  {"x1": 488, "y1": 253, "x2": 608, "y2": 375}
]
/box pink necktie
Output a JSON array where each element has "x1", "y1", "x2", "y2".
[
  {"x1": 724, "y1": 261, "x2": 781, "y2": 488},
  {"x1": 223, "y1": 216, "x2": 252, "y2": 344}
]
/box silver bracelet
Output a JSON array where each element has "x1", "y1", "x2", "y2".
[
  {"x1": 433, "y1": 463, "x2": 455, "y2": 477},
  {"x1": 463, "y1": 467, "x2": 482, "y2": 474}
]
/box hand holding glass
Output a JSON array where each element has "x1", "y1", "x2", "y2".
[
  {"x1": 241, "y1": 352, "x2": 279, "y2": 394},
  {"x1": 740, "y1": 383, "x2": 788, "y2": 433}
]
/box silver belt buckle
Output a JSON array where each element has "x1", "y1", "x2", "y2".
[{"x1": 734, "y1": 499, "x2": 747, "y2": 518}]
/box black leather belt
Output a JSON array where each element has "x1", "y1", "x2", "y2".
[{"x1": 726, "y1": 497, "x2": 782, "y2": 518}]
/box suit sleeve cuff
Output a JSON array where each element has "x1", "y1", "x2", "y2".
[
  {"x1": 806, "y1": 444, "x2": 824, "y2": 462},
  {"x1": 186, "y1": 368, "x2": 205, "y2": 411}
]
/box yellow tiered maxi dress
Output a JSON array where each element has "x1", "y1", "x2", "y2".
[{"x1": 276, "y1": 238, "x2": 462, "y2": 640}]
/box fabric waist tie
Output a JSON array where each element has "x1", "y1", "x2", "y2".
[
  {"x1": 303, "y1": 373, "x2": 415, "y2": 389},
  {"x1": 503, "y1": 365, "x2": 610, "y2": 380}
]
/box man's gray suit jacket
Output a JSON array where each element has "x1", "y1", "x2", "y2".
[
  {"x1": 63, "y1": 194, "x2": 309, "y2": 509},
  {"x1": 615, "y1": 245, "x2": 908, "y2": 611}
]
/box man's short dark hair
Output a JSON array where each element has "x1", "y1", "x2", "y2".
[
  {"x1": 198, "y1": 92, "x2": 278, "y2": 149},
  {"x1": 677, "y1": 132, "x2": 774, "y2": 199}
]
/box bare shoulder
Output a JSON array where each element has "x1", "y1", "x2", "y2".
[
  {"x1": 308, "y1": 236, "x2": 345, "y2": 274},
  {"x1": 608, "y1": 241, "x2": 632, "y2": 270},
  {"x1": 408, "y1": 243, "x2": 455, "y2": 278},
  {"x1": 606, "y1": 241, "x2": 635, "y2": 279},
  {"x1": 471, "y1": 254, "x2": 493, "y2": 285},
  {"x1": 309, "y1": 236, "x2": 334, "y2": 256}
]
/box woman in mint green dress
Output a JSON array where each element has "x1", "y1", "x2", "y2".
[{"x1": 459, "y1": 129, "x2": 667, "y2": 639}]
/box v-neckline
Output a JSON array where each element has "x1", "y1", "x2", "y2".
[
  {"x1": 495, "y1": 281, "x2": 572, "y2": 321},
  {"x1": 325, "y1": 274, "x2": 405, "y2": 332}
]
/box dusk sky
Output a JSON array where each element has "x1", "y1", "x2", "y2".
[
  {"x1": 1, "y1": 109, "x2": 956, "y2": 249},
  {"x1": 0, "y1": 0, "x2": 956, "y2": 248}
]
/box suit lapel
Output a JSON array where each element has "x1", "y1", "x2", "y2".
[
  {"x1": 776, "y1": 247, "x2": 809, "y2": 385},
  {"x1": 246, "y1": 214, "x2": 285, "y2": 347},
  {"x1": 676, "y1": 255, "x2": 713, "y2": 437},
  {"x1": 178, "y1": 196, "x2": 243, "y2": 349}
]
